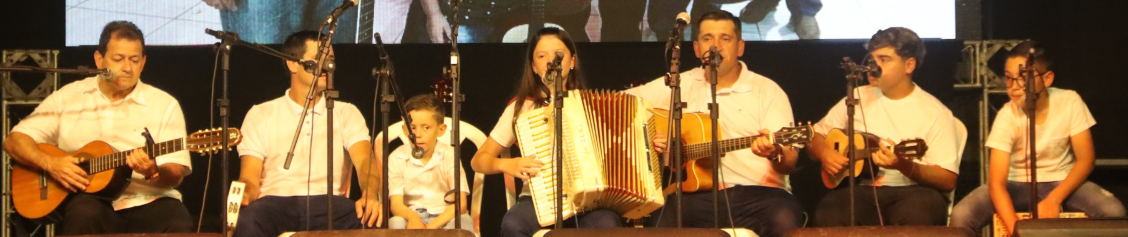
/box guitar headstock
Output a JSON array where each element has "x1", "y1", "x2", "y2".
[
  {"x1": 893, "y1": 138, "x2": 928, "y2": 160},
  {"x1": 774, "y1": 123, "x2": 813, "y2": 147},
  {"x1": 186, "y1": 128, "x2": 243, "y2": 155},
  {"x1": 433, "y1": 77, "x2": 453, "y2": 103}
]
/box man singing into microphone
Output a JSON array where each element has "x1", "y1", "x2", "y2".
[
  {"x1": 809, "y1": 27, "x2": 964, "y2": 227},
  {"x1": 3, "y1": 21, "x2": 193, "y2": 234},
  {"x1": 625, "y1": 10, "x2": 802, "y2": 237},
  {"x1": 233, "y1": 30, "x2": 383, "y2": 237}
]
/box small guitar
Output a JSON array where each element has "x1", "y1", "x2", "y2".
[
  {"x1": 820, "y1": 128, "x2": 927, "y2": 189},
  {"x1": 11, "y1": 128, "x2": 242, "y2": 223},
  {"x1": 648, "y1": 108, "x2": 812, "y2": 195}
]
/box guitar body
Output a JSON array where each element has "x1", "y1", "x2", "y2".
[
  {"x1": 819, "y1": 129, "x2": 877, "y2": 189},
  {"x1": 649, "y1": 108, "x2": 719, "y2": 194},
  {"x1": 11, "y1": 141, "x2": 133, "y2": 223}
]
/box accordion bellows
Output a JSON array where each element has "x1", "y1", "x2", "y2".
[{"x1": 515, "y1": 89, "x2": 665, "y2": 227}]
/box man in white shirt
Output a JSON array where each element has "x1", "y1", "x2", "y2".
[
  {"x1": 234, "y1": 31, "x2": 382, "y2": 237},
  {"x1": 949, "y1": 41, "x2": 1125, "y2": 235},
  {"x1": 3, "y1": 21, "x2": 193, "y2": 234},
  {"x1": 625, "y1": 10, "x2": 802, "y2": 237},
  {"x1": 810, "y1": 27, "x2": 963, "y2": 227}
]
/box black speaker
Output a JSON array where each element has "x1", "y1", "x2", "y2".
[
  {"x1": 1014, "y1": 218, "x2": 1128, "y2": 237},
  {"x1": 543, "y1": 228, "x2": 730, "y2": 237},
  {"x1": 287, "y1": 229, "x2": 475, "y2": 237},
  {"x1": 787, "y1": 226, "x2": 975, "y2": 237}
]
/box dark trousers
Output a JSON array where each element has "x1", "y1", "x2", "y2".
[
  {"x1": 501, "y1": 196, "x2": 622, "y2": 237},
  {"x1": 598, "y1": 0, "x2": 647, "y2": 42},
  {"x1": 647, "y1": 0, "x2": 719, "y2": 41},
  {"x1": 649, "y1": 186, "x2": 803, "y2": 237},
  {"x1": 61, "y1": 194, "x2": 192, "y2": 235},
  {"x1": 814, "y1": 185, "x2": 949, "y2": 227},
  {"x1": 233, "y1": 195, "x2": 362, "y2": 237}
]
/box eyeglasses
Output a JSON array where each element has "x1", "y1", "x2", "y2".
[{"x1": 1004, "y1": 71, "x2": 1043, "y2": 88}]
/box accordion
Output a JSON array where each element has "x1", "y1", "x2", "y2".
[{"x1": 514, "y1": 89, "x2": 665, "y2": 227}]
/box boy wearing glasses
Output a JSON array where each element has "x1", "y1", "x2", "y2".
[{"x1": 949, "y1": 41, "x2": 1125, "y2": 235}]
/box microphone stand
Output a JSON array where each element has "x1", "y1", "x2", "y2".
[
  {"x1": 279, "y1": 15, "x2": 344, "y2": 229},
  {"x1": 373, "y1": 33, "x2": 423, "y2": 228},
  {"x1": 444, "y1": 0, "x2": 466, "y2": 230},
  {"x1": 663, "y1": 30, "x2": 687, "y2": 228},
  {"x1": 549, "y1": 61, "x2": 567, "y2": 229},
  {"x1": 0, "y1": 66, "x2": 104, "y2": 76},
  {"x1": 838, "y1": 57, "x2": 867, "y2": 226},
  {"x1": 215, "y1": 33, "x2": 234, "y2": 237},
  {"x1": 703, "y1": 47, "x2": 721, "y2": 228},
  {"x1": 1021, "y1": 56, "x2": 1039, "y2": 219}
]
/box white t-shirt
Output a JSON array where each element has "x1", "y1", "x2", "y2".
[
  {"x1": 11, "y1": 77, "x2": 192, "y2": 210},
  {"x1": 986, "y1": 88, "x2": 1095, "y2": 182},
  {"x1": 813, "y1": 84, "x2": 961, "y2": 187},
  {"x1": 388, "y1": 142, "x2": 470, "y2": 214},
  {"x1": 624, "y1": 61, "x2": 796, "y2": 189},
  {"x1": 237, "y1": 89, "x2": 371, "y2": 197}
]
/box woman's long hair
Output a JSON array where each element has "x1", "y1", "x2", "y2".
[{"x1": 511, "y1": 27, "x2": 588, "y2": 123}]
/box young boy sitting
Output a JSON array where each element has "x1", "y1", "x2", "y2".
[
  {"x1": 388, "y1": 94, "x2": 472, "y2": 232},
  {"x1": 949, "y1": 41, "x2": 1125, "y2": 235}
]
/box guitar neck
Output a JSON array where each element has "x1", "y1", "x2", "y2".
[
  {"x1": 85, "y1": 138, "x2": 185, "y2": 174},
  {"x1": 682, "y1": 133, "x2": 779, "y2": 161},
  {"x1": 356, "y1": 0, "x2": 374, "y2": 43}
]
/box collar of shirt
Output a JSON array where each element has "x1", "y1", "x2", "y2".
[
  {"x1": 688, "y1": 61, "x2": 756, "y2": 94},
  {"x1": 79, "y1": 76, "x2": 149, "y2": 106},
  {"x1": 284, "y1": 89, "x2": 325, "y2": 116},
  {"x1": 401, "y1": 142, "x2": 449, "y2": 171}
]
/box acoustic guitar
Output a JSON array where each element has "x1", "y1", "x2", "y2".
[
  {"x1": 11, "y1": 128, "x2": 242, "y2": 223},
  {"x1": 820, "y1": 128, "x2": 927, "y2": 189},
  {"x1": 648, "y1": 108, "x2": 811, "y2": 195}
]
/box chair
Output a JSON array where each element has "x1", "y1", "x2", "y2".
[{"x1": 948, "y1": 118, "x2": 968, "y2": 224}]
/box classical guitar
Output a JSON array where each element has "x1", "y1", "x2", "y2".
[
  {"x1": 11, "y1": 128, "x2": 242, "y2": 223},
  {"x1": 648, "y1": 108, "x2": 812, "y2": 195},
  {"x1": 820, "y1": 128, "x2": 927, "y2": 189}
]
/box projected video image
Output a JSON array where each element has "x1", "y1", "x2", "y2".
[{"x1": 65, "y1": 0, "x2": 954, "y2": 46}]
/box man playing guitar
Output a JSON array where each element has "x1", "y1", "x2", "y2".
[{"x1": 3, "y1": 21, "x2": 193, "y2": 234}]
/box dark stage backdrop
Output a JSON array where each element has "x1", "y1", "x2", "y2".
[{"x1": 39, "y1": 40, "x2": 961, "y2": 235}]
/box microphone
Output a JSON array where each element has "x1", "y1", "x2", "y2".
[
  {"x1": 665, "y1": 12, "x2": 691, "y2": 52},
  {"x1": 543, "y1": 52, "x2": 565, "y2": 86},
  {"x1": 705, "y1": 46, "x2": 722, "y2": 68},
  {"x1": 411, "y1": 135, "x2": 425, "y2": 159},
  {"x1": 204, "y1": 28, "x2": 240, "y2": 42},
  {"x1": 325, "y1": 0, "x2": 359, "y2": 24},
  {"x1": 864, "y1": 57, "x2": 882, "y2": 78},
  {"x1": 98, "y1": 68, "x2": 118, "y2": 82}
]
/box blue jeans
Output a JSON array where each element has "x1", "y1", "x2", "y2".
[
  {"x1": 501, "y1": 196, "x2": 622, "y2": 237},
  {"x1": 388, "y1": 208, "x2": 474, "y2": 232},
  {"x1": 233, "y1": 195, "x2": 362, "y2": 237},
  {"x1": 949, "y1": 181, "x2": 1126, "y2": 234},
  {"x1": 220, "y1": 0, "x2": 358, "y2": 44}
]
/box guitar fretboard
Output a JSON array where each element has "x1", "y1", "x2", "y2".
[
  {"x1": 84, "y1": 138, "x2": 185, "y2": 174},
  {"x1": 356, "y1": 0, "x2": 374, "y2": 43},
  {"x1": 682, "y1": 133, "x2": 787, "y2": 160}
]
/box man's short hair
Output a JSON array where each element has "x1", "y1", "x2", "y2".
[
  {"x1": 1007, "y1": 40, "x2": 1054, "y2": 73},
  {"x1": 405, "y1": 94, "x2": 446, "y2": 124},
  {"x1": 281, "y1": 31, "x2": 329, "y2": 60},
  {"x1": 865, "y1": 27, "x2": 926, "y2": 67},
  {"x1": 693, "y1": 10, "x2": 742, "y2": 41},
  {"x1": 97, "y1": 21, "x2": 145, "y2": 54}
]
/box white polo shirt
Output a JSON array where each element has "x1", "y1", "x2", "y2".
[
  {"x1": 813, "y1": 84, "x2": 961, "y2": 187},
  {"x1": 388, "y1": 142, "x2": 470, "y2": 214},
  {"x1": 237, "y1": 89, "x2": 370, "y2": 197},
  {"x1": 986, "y1": 88, "x2": 1095, "y2": 182},
  {"x1": 624, "y1": 61, "x2": 796, "y2": 189},
  {"x1": 11, "y1": 77, "x2": 192, "y2": 210}
]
